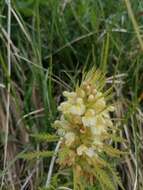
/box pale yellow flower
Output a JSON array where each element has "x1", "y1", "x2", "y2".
[
  {"x1": 53, "y1": 120, "x2": 61, "y2": 127},
  {"x1": 54, "y1": 68, "x2": 124, "y2": 188},
  {"x1": 69, "y1": 98, "x2": 85, "y2": 115},
  {"x1": 108, "y1": 105, "x2": 115, "y2": 112},
  {"x1": 93, "y1": 137, "x2": 103, "y2": 148},
  {"x1": 72, "y1": 115, "x2": 82, "y2": 125},
  {"x1": 77, "y1": 145, "x2": 95, "y2": 158},
  {"x1": 54, "y1": 117, "x2": 70, "y2": 130},
  {"x1": 58, "y1": 102, "x2": 71, "y2": 113},
  {"x1": 85, "y1": 147, "x2": 95, "y2": 158},
  {"x1": 82, "y1": 109, "x2": 96, "y2": 127},
  {"x1": 57, "y1": 128, "x2": 65, "y2": 136},
  {"x1": 65, "y1": 132, "x2": 75, "y2": 147},
  {"x1": 76, "y1": 88, "x2": 85, "y2": 98},
  {"x1": 87, "y1": 94, "x2": 95, "y2": 102},
  {"x1": 90, "y1": 116, "x2": 106, "y2": 136},
  {"x1": 63, "y1": 91, "x2": 77, "y2": 100},
  {"x1": 58, "y1": 97, "x2": 85, "y2": 116},
  {"x1": 90, "y1": 124, "x2": 105, "y2": 136},
  {"x1": 77, "y1": 145, "x2": 88, "y2": 156},
  {"x1": 94, "y1": 98, "x2": 106, "y2": 112}
]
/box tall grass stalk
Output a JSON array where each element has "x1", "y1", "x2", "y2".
[
  {"x1": 1, "y1": 0, "x2": 12, "y2": 189},
  {"x1": 124, "y1": 0, "x2": 143, "y2": 51}
]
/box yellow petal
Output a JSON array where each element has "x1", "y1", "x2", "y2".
[
  {"x1": 65, "y1": 132, "x2": 75, "y2": 147},
  {"x1": 77, "y1": 145, "x2": 87, "y2": 156},
  {"x1": 82, "y1": 109, "x2": 96, "y2": 127},
  {"x1": 85, "y1": 147, "x2": 95, "y2": 158}
]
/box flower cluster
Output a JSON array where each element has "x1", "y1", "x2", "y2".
[{"x1": 53, "y1": 69, "x2": 122, "y2": 187}]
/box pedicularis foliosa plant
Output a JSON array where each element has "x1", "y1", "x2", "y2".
[{"x1": 53, "y1": 68, "x2": 125, "y2": 190}]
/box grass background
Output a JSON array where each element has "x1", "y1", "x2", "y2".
[{"x1": 0, "y1": 0, "x2": 143, "y2": 189}]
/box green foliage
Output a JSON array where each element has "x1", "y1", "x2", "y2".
[
  {"x1": 19, "y1": 150, "x2": 53, "y2": 160},
  {"x1": 93, "y1": 167, "x2": 115, "y2": 190},
  {"x1": 31, "y1": 133, "x2": 59, "y2": 142},
  {"x1": 103, "y1": 145, "x2": 126, "y2": 157}
]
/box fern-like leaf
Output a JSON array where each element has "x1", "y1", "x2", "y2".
[
  {"x1": 31, "y1": 133, "x2": 59, "y2": 142},
  {"x1": 19, "y1": 150, "x2": 53, "y2": 160},
  {"x1": 93, "y1": 166, "x2": 115, "y2": 190}
]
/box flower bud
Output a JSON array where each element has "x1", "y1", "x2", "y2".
[
  {"x1": 88, "y1": 94, "x2": 95, "y2": 102},
  {"x1": 65, "y1": 132, "x2": 75, "y2": 147}
]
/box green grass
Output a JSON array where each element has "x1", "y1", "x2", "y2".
[{"x1": 0, "y1": 0, "x2": 143, "y2": 189}]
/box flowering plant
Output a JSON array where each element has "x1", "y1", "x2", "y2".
[{"x1": 53, "y1": 68, "x2": 125, "y2": 190}]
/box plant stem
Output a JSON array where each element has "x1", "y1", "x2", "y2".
[
  {"x1": 45, "y1": 138, "x2": 63, "y2": 188},
  {"x1": 124, "y1": 0, "x2": 143, "y2": 51},
  {"x1": 1, "y1": 0, "x2": 11, "y2": 189}
]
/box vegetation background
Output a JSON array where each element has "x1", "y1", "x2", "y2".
[{"x1": 0, "y1": 0, "x2": 143, "y2": 189}]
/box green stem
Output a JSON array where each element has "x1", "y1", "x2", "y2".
[
  {"x1": 124, "y1": 0, "x2": 143, "y2": 51},
  {"x1": 73, "y1": 165, "x2": 77, "y2": 190}
]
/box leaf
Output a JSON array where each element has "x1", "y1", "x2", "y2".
[
  {"x1": 93, "y1": 166, "x2": 115, "y2": 190},
  {"x1": 31, "y1": 133, "x2": 59, "y2": 142},
  {"x1": 103, "y1": 145, "x2": 126, "y2": 157},
  {"x1": 93, "y1": 157, "x2": 125, "y2": 190},
  {"x1": 104, "y1": 133, "x2": 127, "y2": 143},
  {"x1": 19, "y1": 150, "x2": 53, "y2": 160}
]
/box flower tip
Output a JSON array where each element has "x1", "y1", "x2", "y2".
[
  {"x1": 108, "y1": 105, "x2": 115, "y2": 112},
  {"x1": 65, "y1": 132, "x2": 75, "y2": 146},
  {"x1": 88, "y1": 94, "x2": 95, "y2": 102}
]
